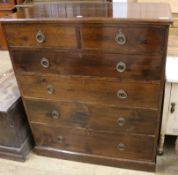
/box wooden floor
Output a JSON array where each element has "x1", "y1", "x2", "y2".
[{"x1": 0, "y1": 51, "x2": 178, "y2": 175}]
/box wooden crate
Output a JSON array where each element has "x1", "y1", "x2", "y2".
[{"x1": 0, "y1": 56, "x2": 34, "y2": 161}]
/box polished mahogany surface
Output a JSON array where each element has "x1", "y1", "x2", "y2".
[
  {"x1": 1, "y1": 1, "x2": 172, "y2": 172},
  {"x1": 1, "y1": 2, "x2": 173, "y2": 24}
]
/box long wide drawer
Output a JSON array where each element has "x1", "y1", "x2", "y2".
[
  {"x1": 31, "y1": 124, "x2": 155, "y2": 161},
  {"x1": 81, "y1": 25, "x2": 166, "y2": 54},
  {"x1": 18, "y1": 75, "x2": 160, "y2": 109},
  {"x1": 11, "y1": 49, "x2": 162, "y2": 81},
  {"x1": 3, "y1": 24, "x2": 77, "y2": 48},
  {"x1": 25, "y1": 99, "x2": 159, "y2": 135}
]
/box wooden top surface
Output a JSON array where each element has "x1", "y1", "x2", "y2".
[{"x1": 0, "y1": 2, "x2": 173, "y2": 24}]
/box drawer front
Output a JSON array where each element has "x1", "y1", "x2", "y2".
[
  {"x1": 31, "y1": 124, "x2": 155, "y2": 161},
  {"x1": 4, "y1": 24, "x2": 77, "y2": 48},
  {"x1": 11, "y1": 49, "x2": 162, "y2": 81},
  {"x1": 18, "y1": 75, "x2": 160, "y2": 109},
  {"x1": 81, "y1": 25, "x2": 165, "y2": 54},
  {"x1": 26, "y1": 99, "x2": 158, "y2": 135}
]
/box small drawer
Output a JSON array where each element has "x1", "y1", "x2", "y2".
[
  {"x1": 4, "y1": 23, "x2": 77, "y2": 48},
  {"x1": 18, "y1": 75, "x2": 160, "y2": 109},
  {"x1": 31, "y1": 124, "x2": 155, "y2": 161},
  {"x1": 11, "y1": 49, "x2": 162, "y2": 82},
  {"x1": 81, "y1": 25, "x2": 166, "y2": 54},
  {"x1": 25, "y1": 99, "x2": 159, "y2": 135}
]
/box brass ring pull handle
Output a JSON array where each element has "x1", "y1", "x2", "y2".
[
  {"x1": 41, "y1": 58, "x2": 49, "y2": 68},
  {"x1": 51, "y1": 110, "x2": 60, "y2": 119},
  {"x1": 47, "y1": 85, "x2": 55, "y2": 94},
  {"x1": 117, "y1": 117, "x2": 125, "y2": 127},
  {"x1": 116, "y1": 62, "x2": 126, "y2": 73},
  {"x1": 117, "y1": 89, "x2": 128, "y2": 99},
  {"x1": 117, "y1": 143, "x2": 125, "y2": 151},
  {"x1": 36, "y1": 31, "x2": 45, "y2": 43},
  {"x1": 57, "y1": 136, "x2": 64, "y2": 144},
  {"x1": 115, "y1": 31, "x2": 126, "y2": 45}
]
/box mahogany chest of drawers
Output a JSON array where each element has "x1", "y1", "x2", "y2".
[{"x1": 1, "y1": 2, "x2": 172, "y2": 171}]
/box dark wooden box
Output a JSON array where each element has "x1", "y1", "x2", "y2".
[{"x1": 0, "y1": 69, "x2": 33, "y2": 161}]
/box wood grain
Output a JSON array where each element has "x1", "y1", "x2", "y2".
[
  {"x1": 4, "y1": 23, "x2": 77, "y2": 48},
  {"x1": 11, "y1": 49, "x2": 162, "y2": 81},
  {"x1": 31, "y1": 123, "x2": 155, "y2": 161},
  {"x1": 18, "y1": 75, "x2": 161, "y2": 109},
  {"x1": 25, "y1": 98, "x2": 159, "y2": 135},
  {"x1": 81, "y1": 25, "x2": 166, "y2": 54}
]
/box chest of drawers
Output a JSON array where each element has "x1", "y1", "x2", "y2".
[{"x1": 1, "y1": 2, "x2": 172, "y2": 172}]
